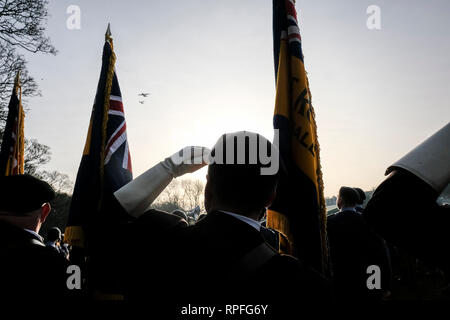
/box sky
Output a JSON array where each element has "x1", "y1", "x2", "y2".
[{"x1": 22, "y1": 0, "x2": 450, "y2": 197}]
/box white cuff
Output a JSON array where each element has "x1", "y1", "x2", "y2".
[{"x1": 387, "y1": 122, "x2": 450, "y2": 193}]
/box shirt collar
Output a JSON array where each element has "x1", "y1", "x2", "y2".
[
  {"x1": 23, "y1": 229, "x2": 44, "y2": 242},
  {"x1": 340, "y1": 207, "x2": 356, "y2": 213},
  {"x1": 218, "y1": 210, "x2": 261, "y2": 232}
]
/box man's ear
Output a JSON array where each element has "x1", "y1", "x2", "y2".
[
  {"x1": 40, "y1": 203, "x2": 51, "y2": 223},
  {"x1": 337, "y1": 197, "x2": 343, "y2": 209}
]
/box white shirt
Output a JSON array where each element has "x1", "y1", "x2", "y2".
[{"x1": 219, "y1": 210, "x2": 261, "y2": 232}]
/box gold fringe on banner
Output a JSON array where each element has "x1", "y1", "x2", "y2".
[
  {"x1": 306, "y1": 75, "x2": 330, "y2": 276},
  {"x1": 267, "y1": 209, "x2": 294, "y2": 255},
  {"x1": 16, "y1": 84, "x2": 25, "y2": 175},
  {"x1": 98, "y1": 34, "x2": 116, "y2": 211}
]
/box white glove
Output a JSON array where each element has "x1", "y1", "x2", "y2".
[
  {"x1": 114, "y1": 146, "x2": 210, "y2": 218},
  {"x1": 161, "y1": 146, "x2": 210, "y2": 178}
]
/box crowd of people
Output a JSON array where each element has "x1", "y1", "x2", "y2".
[{"x1": 0, "y1": 126, "x2": 449, "y2": 307}]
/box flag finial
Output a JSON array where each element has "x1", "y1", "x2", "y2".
[{"x1": 105, "y1": 23, "x2": 112, "y2": 40}]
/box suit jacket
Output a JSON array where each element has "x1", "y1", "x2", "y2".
[
  {"x1": 327, "y1": 210, "x2": 391, "y2": 300},
  {"x1": 124, "y1": 209, "x2": 330, "y2": 308},
  {"x1": 0, "y1": 221, "x2": 70, "y2": 300}
]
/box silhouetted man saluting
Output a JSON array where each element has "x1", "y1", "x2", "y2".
[{"x1": 114, "y1": 131, "x2": 330, "y2": 309}]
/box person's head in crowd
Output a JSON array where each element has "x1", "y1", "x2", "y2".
[
  {"x1": 354, "y1": 187, "x2": 366, "y2": 206},
  {"x1": 337, "y1": 186, "x2": 359, "y2": 210},
  {"x1": 171, "y1": 209, "x2": 188, "y2": 221},
  {"x1": 0, "y1": 174, "x2": 55, "y2": 233},
  {"x1": 204, "y1": 131, "x2": 279, "y2": 221},
  {"x1": 47, "y1": 227, "x2": 62, "y2": 244}
]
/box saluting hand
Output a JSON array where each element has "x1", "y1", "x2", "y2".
[{"x1": 161, "y1": 146, "x2": 211, "y2": 178}]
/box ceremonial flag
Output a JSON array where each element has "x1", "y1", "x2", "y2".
[
  {"x1": 65, "y1": 25, "x2": 133, "y2": 247},
  {"x1": 0, "y1": 72, "x2": 25, "y2": 176},
  {"x1": 267, "y1": 0, "x2": 329, "y2": 274}
]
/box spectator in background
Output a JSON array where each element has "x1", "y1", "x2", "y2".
[
  {"x1": 46, "y1": 227, "x2": 62, "y2": 251},
  {"x1": 327, "y1": 186, "x2": 391, "y2": 301},
  {"x1": 354, "y1": 187, "x2": 366, "y2": 213},
  {"x1": 45, "y1": 227, "x2": 69, "y2": 260}
]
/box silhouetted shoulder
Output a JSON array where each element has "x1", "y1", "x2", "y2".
[
  {"x1": 135, "y1": 209, "x2": 188, "y2": 231},
  {"x1": 261, "y1": 254, "x2": 331, "y2": 301},
  {"x1": 327, "y1": 210, "x2": 367, "y2": 229},
  {"x1": 0, "y1": 223, "x2": 70, "y2": 300},
  {"x1": 122, "y1": 209, "x2": 190, "y2": 300}
]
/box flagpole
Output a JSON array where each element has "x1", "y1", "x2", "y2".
[
  {"x1": 14, "y1": 70, "x2": 20, "y2": 92},
  {"x1": 15, "y1": 70, "x2": 24, "y2": 175}
]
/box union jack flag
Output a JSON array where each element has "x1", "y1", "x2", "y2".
[
  {"x1": 104, "y1": 72, "x2": 133, "y2": 182},
  {"x1": 65, "y1": 32, "x2": 133, "y2": 248},
  {"x1": 105, "y1": 92, "x2": 131, "y2": 172}
]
